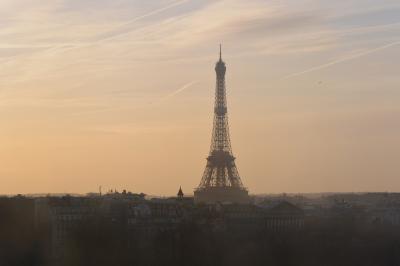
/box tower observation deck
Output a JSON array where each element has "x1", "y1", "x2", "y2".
[{"x1": 194, "y1": 46, "x2": 250, "y2": 204}]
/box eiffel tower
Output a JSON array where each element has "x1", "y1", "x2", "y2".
[{"x1": 194, "y1": 46, "x2": 250, "y2": 204}]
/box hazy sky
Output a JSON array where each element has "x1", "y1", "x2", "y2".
[{"x1": 1, "y1": 0, "x2": 400, "y2": 195}]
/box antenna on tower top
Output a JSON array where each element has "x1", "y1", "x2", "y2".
[{"x1": 219, "y1": 44, "x2": 222, "y2": 60}]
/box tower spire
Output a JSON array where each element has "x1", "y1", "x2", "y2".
[{"x1": 219, "y1": 44, "x2": 222, "y2": 61}]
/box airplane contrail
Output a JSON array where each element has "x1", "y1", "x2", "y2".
[
  {"x1": 70, "y1": 80, "x2": 199, "y2": 114},
  {"x1": 32, "y1": 0, "x2": 189, "y2": 56},
  {"x1": 160, "y1": 80, "x2": 199, "y2": 102},
  {"x1": 119, "y1": 0, "x2": 188, "y2": 28},
  {"x1": 284, "y1": 40, "x2": 400, "y2": 79},
  {"x1": 0, "y1": 0, "x2": 190, "y2": 83},
  {"x1": 99, "y1": 0, "x2": 189, "y2": 43}
]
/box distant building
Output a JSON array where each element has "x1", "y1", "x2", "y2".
[
  {"x1": 0, "y1": 196, "x2": 37, "y2": 264},
  {"x1": 264, "y1": 201, "x2": 305, "y2": 232},
  {"x1": 35, "y1": 195, "x2": 100, "y2": 259}
]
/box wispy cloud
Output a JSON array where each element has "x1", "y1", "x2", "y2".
[{"x1": 1, "y1": 0, "x2": 399, "y2": 106}]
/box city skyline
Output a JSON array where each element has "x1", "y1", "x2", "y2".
[{"x1": 1, "y1": 0, "x2": 400, "y2": 195}]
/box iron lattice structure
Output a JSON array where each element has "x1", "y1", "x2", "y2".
[{"x1": 197, "y1": 46, "x2": 246, "y2": 191}]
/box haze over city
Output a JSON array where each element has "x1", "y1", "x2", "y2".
[{"x1": 1, "y1": 0, "x2": 400, "y2": 195}]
